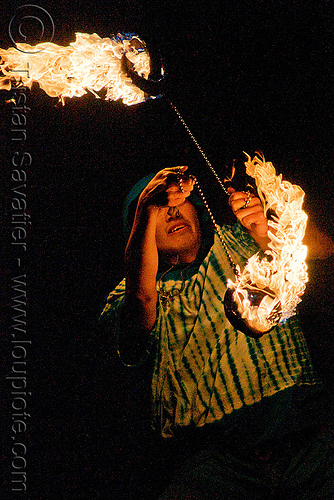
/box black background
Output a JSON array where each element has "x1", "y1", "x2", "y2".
[{"x1": 1, "y1": 1, "x2": 333, "y2": 498}]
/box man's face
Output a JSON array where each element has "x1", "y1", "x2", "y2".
[{"x1": 155, "y1": 200, "x2": 202, "y2": 263}]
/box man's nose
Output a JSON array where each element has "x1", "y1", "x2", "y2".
[{"x1": 167, "y1": 206, "x2": 181, "y2": 219}]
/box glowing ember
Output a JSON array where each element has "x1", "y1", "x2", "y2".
[
  {"x1": 226, "y1": 153, "x2": 308, "y2": 337},
  {"x1": 0, "y1": 32, "x2": 156, "y2": 105}
]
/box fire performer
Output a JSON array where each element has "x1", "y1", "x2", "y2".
[
  {"x1": 1, "y1": 30, "x2": 331, "y2": 497},
  {"x1": 101, "y1": 166, "x2": 333, "y2": 498}
]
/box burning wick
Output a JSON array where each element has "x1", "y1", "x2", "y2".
[
  {"x1": 224, "y1": 153, "x2": 308, "y2": 338},
  {"x1": 0, "y1": 32, "x2": 160, "y2": 105},
  {"x1": 0, "y1": 33, "x2": 309, "y2": 338}
]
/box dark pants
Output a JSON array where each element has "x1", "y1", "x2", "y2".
[{"x1": 158, "y1": 426, "x2": 334, "y2": 499}]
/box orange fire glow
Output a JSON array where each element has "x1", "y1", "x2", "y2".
[
  {"x1": 0, "y1": 32, "x2": 155, "y2": 105},
  {"x1": 227, "y1": 153, "x2": 308, "y2": 333}
]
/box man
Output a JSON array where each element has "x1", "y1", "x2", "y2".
[{"x1": 101, "y1": 166, "x2": 333, "y2": 499}]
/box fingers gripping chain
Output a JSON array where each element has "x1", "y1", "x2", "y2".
[
  {"x1": 242, "y1": 191, "x2": 252, "y2": 209},
  {"x1": 176, "y1": 167, "x2": 185, "y2": 193}
]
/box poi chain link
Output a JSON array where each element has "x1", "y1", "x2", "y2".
[
  {"x1": 172, "y1": 103, "x2": 239, "y2": 277},
  {"x1": 194, "y1": 180, "x2": 240, "y2": 277},
  {"x1": 170, "y1": 102, "x2": 230, "y2": 195}
]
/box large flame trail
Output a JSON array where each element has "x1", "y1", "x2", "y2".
[
  {"x1": 0, "y1": 32, "x2": 155, "y2": 105},
  {"x1": 0, "y1": 34, "x2": 309, "y2": 335},
  {"x1": 226, "y1": 153, "x2": 308, "y2": 335}
]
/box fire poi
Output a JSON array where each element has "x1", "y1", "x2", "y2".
[
  {"x1": 223, "y1": 153, "x2": 308, "y2": 337},
  {"x1": 0, "y1": 32, "x2": 157, "y2": 105},
  {"x1": 0, "y1": 32, "x2": 309, "y2": 337}
]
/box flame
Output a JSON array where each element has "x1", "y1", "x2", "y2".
[
  {"x1": 227, "y1": 153, "x2": 308, "y2": 334},
  {"x1": 0, "y1": 32, "x2": 156, "y2": 105}
]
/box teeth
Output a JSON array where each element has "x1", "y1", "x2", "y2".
[{"x1": 171, "y1": 225, "x2": 185, "y2": 233}]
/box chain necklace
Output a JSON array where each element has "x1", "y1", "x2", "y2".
[{"x1": 157, "y1": 258, "x2": 193, "y2": 307}]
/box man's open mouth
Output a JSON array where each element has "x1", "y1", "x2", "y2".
[{"x1": 169, "y1": 224, "x2": 188, "y2": 234}]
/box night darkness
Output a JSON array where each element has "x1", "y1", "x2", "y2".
[{"x1": 1, "y1": 1, "x2": 333, "y2": 498}]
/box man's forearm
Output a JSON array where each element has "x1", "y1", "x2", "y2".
[{"x1": 124, "y1": 204, "x2": 159, "y2": 331}]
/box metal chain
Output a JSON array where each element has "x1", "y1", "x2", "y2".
[
  {"x1": 194, "y1": 180, "x2": 240, "y2": 277},
  {"x1": 176, "y1": 168, "x2": 185, "y2": 193},
  {"x1": 171, "y1": 103, "x2": 239, "y2": 277},
  {"x1": 170, "y1": 102, "x2": 230, "y2": 195}
]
